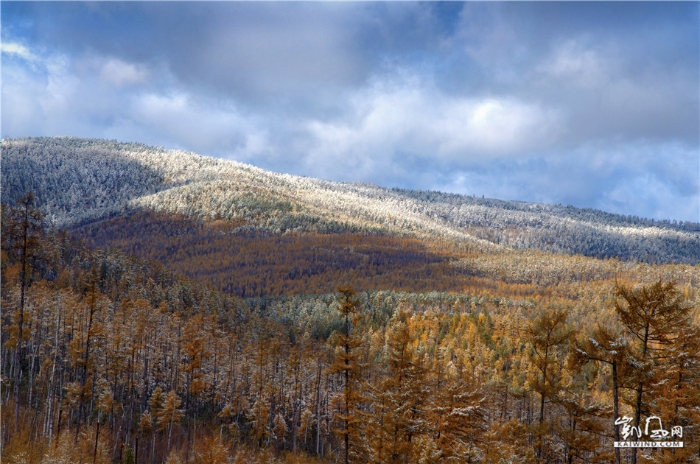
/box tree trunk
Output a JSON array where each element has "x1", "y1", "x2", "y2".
[
  {"x1": 612, "y1": 361, "x2": 621, "y2": 464},
  {"x1": 14, "y1": 200, "x2": 30, "y2": 430}
]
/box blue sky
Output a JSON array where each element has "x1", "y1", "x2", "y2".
[{"x1": 2, "y1": 2, "x2": 698, "y2": 222}]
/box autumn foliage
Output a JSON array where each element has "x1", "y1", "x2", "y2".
[{"x1": 2, "y1": 198, "x2": 700, "y2": 463}]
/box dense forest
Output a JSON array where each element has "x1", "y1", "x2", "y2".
[
  {"x1": 2, "y1": 193, "x2": 700, "y2": 463},
  {"x1": 4, "y1": 137, "x2": 700, "y2": 264},
  {"x1": 74, "y1": 210, "x2": 700, "y2": 299}
]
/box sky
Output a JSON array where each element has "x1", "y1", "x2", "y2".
[{"x1": 2, "y1": 2, "x2": 699, "y2": 222}]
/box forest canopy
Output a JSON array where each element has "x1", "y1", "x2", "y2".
[{"x1": 2, "y1": 192, "x2": 699, "y2": 463}]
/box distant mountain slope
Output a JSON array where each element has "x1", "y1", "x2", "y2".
[{"x1": 3, "y1": 136, "x2": 700, "y2": 264}]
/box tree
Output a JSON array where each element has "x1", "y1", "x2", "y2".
[
  {"x1": 367, "y1": 316, "x2": 429, "y2": 463},
  {"x1": 526, "y1": 307, "x2": 575, "y2": 461},
  {"x1": 3, "y1": 193, "x2": 43, "y2": 428},
  {"x1": 327, "y1": 286, "x2": 364, "y2": 464},
  {"x1": 614, "y1": 280, "x2": 691, "y2": 464},
  {"x1": 649, "y1": 325, "x2": 700, "y2": 463},
  {"x1": 570, "y1": 325, "x2": 629, "y2": 464},
  {"x1": 429, "y1": 358, "x2": 487, "y2": 462},
  {"x1": 159, "y1": 390, "x2": 184, "y2": 451}
]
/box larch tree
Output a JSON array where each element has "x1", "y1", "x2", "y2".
[
  {"x1": 327, "y1": 286, "x2": 364, "y2": 464},
  {"x1": 159, "y1": 390, "x2": 184, "y2": 451},
  {"x1": 614, "y1": 280, "x2": 692, "y2": 464},
  {"x1": 570, "y1": 325, "x2": 629, "y2": 464},
  {"x1": 430, "y1": 357, "x2": 487, "y2": 462},
  {"x1": 3, "y1": 193, "x2": 43, "y2": 428},
  {"x1": 526, "y1": 307, "x2": 575, "y2": 462},
  {"x1": 367, "y1": 317, "x2": 428, "y2": 463},
  {"x1": 650, "y1": 325, "x2": 700, "y2": 463}
]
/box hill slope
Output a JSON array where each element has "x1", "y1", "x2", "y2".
[{"x1": 3, "y1": 136, "x2": 700, "y2": 265}]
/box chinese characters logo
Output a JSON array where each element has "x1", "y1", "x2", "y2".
[{"x1": 614, "y1": 416, "x2": 683, "y2": 448}]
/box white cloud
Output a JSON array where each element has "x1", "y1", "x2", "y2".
[
  {"x1": 1, "y1": 45, "x2": 90, "y2": 136},
  {"x1": 303, "y1": 75, "x2": 561, "y2": 179},
  {"x1": 1, "y1": 42, "x2": 38, "y2": 62},
  {"x1": 432, "y1": 140, "x2": 699, "y2": 222},
  {"x1": 1, "y1": 59, "x2": 44, "y2": 134},
  {"x1": 99, "y1": 59, "x2": 148, "y2": 87},
  {"x1": 604, "y1": 174, "x2": 697, "y2": 223},
  {"x1": 123, "y1": 92, "x2": 272, "y2": 160}
]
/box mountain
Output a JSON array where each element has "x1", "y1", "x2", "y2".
[{"x1": 4, "y1": 137, "x2": 698, "y2": 265}]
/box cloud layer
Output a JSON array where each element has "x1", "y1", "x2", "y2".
[{"x1": 2, "y1": 2, "x2": 698, "y2": 221}]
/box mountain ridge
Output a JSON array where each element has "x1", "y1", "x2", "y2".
[{"x1": 3, "y1": 136, "x2": 699, "y2": 264}]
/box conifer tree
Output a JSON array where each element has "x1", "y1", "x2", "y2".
[
  {"x1": 367, "y1": 317, "x2": 428, "y2": 463},
  {"x1": 159, "y1": 390, "x2": 184, "y2": 450},
  {"x1": 150, "y1": 386, "x2": 166, "y2": 425},
  {"x1": 430, "y1": 358, "x2": 487, "y2": 462},
  {"x1": 3, "y1": 193, "x2": 43, "y2": 427},
  {"x1": 652, "y1": 325, "x2": 700, "y2": 463},
  {"x1": 327, "y1": 286, "x2": 364, "y2": 464},
  {"x1": 614, "y1": 280, "x2": 691, "y2": 464},
  {"x1": 526, "y1": 307, "x2": 575, "y2": 461},
  {"x1": 251, "y1": 393, "x2": 271, "y2": 447},
  {"x1": 570, "y1": 325, "x2": 629, "y2": 464}
]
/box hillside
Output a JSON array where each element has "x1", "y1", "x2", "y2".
[
  {"x1": 3, "y1": 136, "x2": 700, "y2": 464},
  {"x1": 2, "y1": 179, "x2": 700, "y2": 464},
  {"x1": 3, "y1": 137, "x2": 699, "y2": 267}
]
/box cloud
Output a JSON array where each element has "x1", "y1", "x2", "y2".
[
  {"x1": 99, "y1": 59, "x2": 147, "y2": 87},
  {"x1": 0, "y1": 41, "x2": 271, "y2": 160},
  {"x1": 537, "y1": 40, "x2": 607, "y2": 88},
  {"x1": 117, "y1": 92, "x2": 272, "y2": 160},
  {"x1": 1, "y1": 46, "x2": 128, "y2": 136},
  {"x1": 302, "y1": 74, "x2": 561, "y2": 180},
  {"x1": 437, "y1": 141, "x2": 699, "y2": 222},
  {"x1": 1, "y1": 41, "x2": 38, "y2": 62},
  {"x1": 2, "y1": 2, "x2": 697, "y2": 222},
  {"x1": 532, "y1": 36, "x2": 698, "y2": 146}
]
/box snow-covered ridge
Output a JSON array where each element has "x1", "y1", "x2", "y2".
[{"x1": 3, "y1": 137, "x2": 699, "y2": 264}]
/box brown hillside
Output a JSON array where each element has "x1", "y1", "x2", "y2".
[{"x1": 73, "y1": 211, "x2": 487, "y2": 297}]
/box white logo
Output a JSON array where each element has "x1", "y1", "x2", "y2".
[{"x1": 614, "y1": 416, "x2": 683, "y2": 448}]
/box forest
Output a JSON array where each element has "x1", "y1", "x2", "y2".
[
  {"x1": 2, "y1": 192, "x2": 700, "y2": 464},
  {"x1": 4, "y1": 138, "x2": 700, "y2": 265}
]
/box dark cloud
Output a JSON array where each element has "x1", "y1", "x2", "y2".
[{"x1": 2, "y1": 2, "x2": 698, "y2": 222}]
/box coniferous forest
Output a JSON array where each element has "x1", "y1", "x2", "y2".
[{"x1": 2, "y1": 139, "x2": 700, "y2": 463}]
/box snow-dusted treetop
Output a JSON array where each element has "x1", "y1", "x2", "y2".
[{"x1": 3, "y1": 137, "x2": 699, "y2": 264}]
